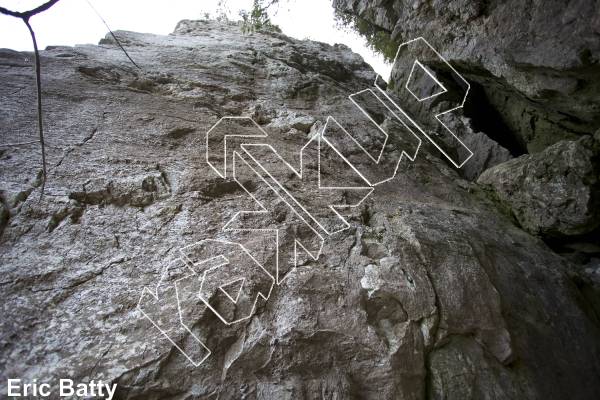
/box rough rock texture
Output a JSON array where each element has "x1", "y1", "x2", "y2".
[
  {"x1": 459, "y1": 123, "x2": 513, "y2": 181},
  {"x1": 478, "y1": 132, "x2": 600, "y2": 237},
  {"x1": 333, "y1": 0, "x2": 600, "y2": 153},
  {"x1": 1, "y1": 19, "x2": 600, "y2": 400}
]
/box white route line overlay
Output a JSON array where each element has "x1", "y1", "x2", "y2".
[
  {"x1": 137, "y1": 258, "x2": 212, "y2": 367},
  {"x1": 193, "y1": 239, "x2": 275, "y2": 326},
  {"x1": 405, "y1": 60, "x2": 448, "y2": 102},
  {"x1": 137, "y1": 36, "x2": 475, "y2": 367},
  {"x1": 374, "y1": 36, "x2": 474, "y2": 168},
  {"x1": 224, "y1": 149, "x2": 325, "y2": 285}
]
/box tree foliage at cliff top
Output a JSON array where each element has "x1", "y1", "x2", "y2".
[
  {"x1": 237, "y1": 0, "x2": 397, "y2": 60},
  {"x1": 239, "y1": 0, "x2": 281, "y2": 33},
  {"x1": 333, "y1": 9, "x2": 398, "y2": 63}
]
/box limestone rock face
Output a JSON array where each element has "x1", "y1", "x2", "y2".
[
  {"x1": 333, "y1": 0, "x2": 600, "y2": 153},
  {"x1": 459, "y1": 127, "x2": 513, "y2": 181},
  {"x1": 478, "y1": 133, "x2": 600, "y2": 237},
  {"x1": 1, "y1": 19, "x2": 599, "y2": 400}
]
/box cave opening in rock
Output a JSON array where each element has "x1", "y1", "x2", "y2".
[{"x1": 463, "y1": 79, "x2": 528, "y2": 157}]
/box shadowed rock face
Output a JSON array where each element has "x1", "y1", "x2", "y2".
[
  {"x1": 333, "y1": 0, "x2": 600, "y2": 153},
  {"x1": 0, "y1": 19, "x2": 599, "y2": 400},
  {"x1": 479, "y1": 132, "x2": 600, "y2": 238}
]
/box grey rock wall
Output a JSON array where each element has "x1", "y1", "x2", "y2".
[
  {"x1": 0, "y1": 19, "x2": 599, "y2": 400},
  {"x1": 334, "y1": 0, "x2": 600, "y2": 287},
  {"x1": 333, "y1": 0, "x2": 600, "y2": 153},
  {"x1": 478, "y1": 132, "x2": 600, "y2": 238}
]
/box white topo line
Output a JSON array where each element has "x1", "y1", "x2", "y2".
[{"x1": 137, "y1": 37, "x2": 475, "y2": 366}]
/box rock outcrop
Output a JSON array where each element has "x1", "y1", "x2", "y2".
[
  {"x1": 1, "y1": 18, "x2": 599, "y2": 400},
  {"x1": 333, "y1": 0, "x2": 600, "y2": 153},
  {"x1": 478, "y1": 132, "x2": 600, "y2": 238},
  {"x1": 334, "y1": 0, "x2": 600, "y2": 307}
]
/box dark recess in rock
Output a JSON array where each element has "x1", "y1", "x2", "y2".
[
  {"x1": 201, "y1": 179, "x2": 257, "y2": 198},
  {"x1": 462, "y1": 78, "x2": 527, "y2": 157},
  {"x1": 334, "y1": 0, "x2": 600, "y2": 154}
]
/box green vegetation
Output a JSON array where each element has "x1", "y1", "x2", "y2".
[
  {"x1": 334, "y1": 10, "x2": 399, "y2": 63},
  {"x1": 239, "y1": 0, "x2": 281, "y2": 33},
  {"x1": 235, "y1": 0, "x2": 397, "y2": 61}
]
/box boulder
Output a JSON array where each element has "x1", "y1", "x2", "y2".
[{"x1": 478, "y1": 133, "x2": 600, "y2": 237}]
